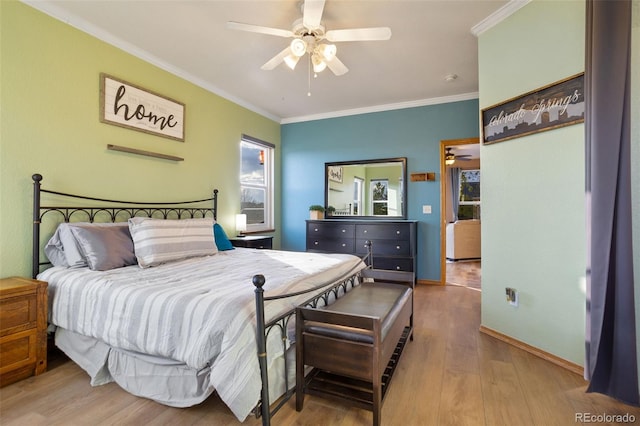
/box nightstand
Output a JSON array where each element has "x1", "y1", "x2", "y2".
[
  {"x1": 230, "y1": 235, "x2": 273, "y2": 249},
  {"x1": 0, "y1": 277, "x2": 48, "y2": 387}
]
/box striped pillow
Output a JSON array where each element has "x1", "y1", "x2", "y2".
[{"x1": 128, "y1": 217, "x2": 217, "y2": 268}]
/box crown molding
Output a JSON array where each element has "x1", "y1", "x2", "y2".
[
  {"x1": 280, "y1": 92, "x2": 479, "y2": 124},
  {"x1": 22, "y1": 0, "x2": 482, "y2": 126},
  {"x1": 471, "y1": 0, "x2": 532, "y2": 37},
  {"x1": 21, "y1": 0, "x2": 281, "y2": 123}
]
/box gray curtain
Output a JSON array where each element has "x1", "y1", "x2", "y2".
[
  {"x1": 449, "y1": 167, "x2": 460, "y2": 222},
  {"x1": 585, "y1": 0, "x2": 638, "y2": 406}
]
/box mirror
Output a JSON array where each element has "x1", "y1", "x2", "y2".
[{"x1": 325, "y1": 157, "x2": 407, "y2": 219}]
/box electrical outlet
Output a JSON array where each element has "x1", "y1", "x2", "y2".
[
  {"x1": 505, "y1": 287, "x2": 519, "y2": 307},
  {"x1": 423, "y1": 205, "x2": 432, "y2": 214}
]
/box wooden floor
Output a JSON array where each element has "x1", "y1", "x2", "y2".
[
  {"x1": 2, "y1": 285, "x2": 639, "y2": 425},
  {"x1": 446, "y1": 260, "x2": 481, "y2": 289}
]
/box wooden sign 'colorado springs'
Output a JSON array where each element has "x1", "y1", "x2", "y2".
[
  {"x1": 100, "y1": 73, "x2": 185, "y2": 142},
  {"x1": 481, "y1": 73, "x2": 584, "y2": 145}
]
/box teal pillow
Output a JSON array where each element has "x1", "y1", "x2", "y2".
[{"x1": 213, "y1": 223, "x2": 235, "y2": 251}]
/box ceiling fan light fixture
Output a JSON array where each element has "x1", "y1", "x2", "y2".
[
  {"x1": 311, "y1": 53, "x2": 327, "y2": 73},
  {"x1": 445, "y1": 148, "x2": 456, "y2": 165},
  {"x1": 317, "y1": 43, "x2": 337, "y2": 61},
  {"x1": 284, "y1": 53, "x2": 300, "y2": 70},
  {"x1": 290, "y1": 38, "x2": 307, "y2": 57}
]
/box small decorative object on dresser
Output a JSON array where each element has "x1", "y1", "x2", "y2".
[
  {"x1": 308, "y1": 205, "x2": 325, "y2": 220},
  {"x1": 0, "y1": 277, "x2": 48, "y2": 387},
  {"x1": 306, "y1": 220, "x2": 417, "y2": 273},
  {"x1": 229, "y1": 235, "x2": 273, "y2": 249}
]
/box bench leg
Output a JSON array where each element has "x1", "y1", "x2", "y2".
[
  {"x1": 410, "y1": 313, "x2": 414, "y2": 341},
  {"x1": 296, "y1": 386, "x2": 304, "y2": 412},
  {"x1": 410, "y1": 294, "x2": 414, "y2": 341},
  {"x1": 372, "y1": 332, "x2": 382, "y2": 426}
]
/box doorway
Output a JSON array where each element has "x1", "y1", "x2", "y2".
[{"x1": 439, "y1": 137, "x2": 481, "y2": 288}]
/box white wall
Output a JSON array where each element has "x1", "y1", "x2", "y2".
[{"x1": 478, "y1": 0, "x2": 586, "y2": 365}]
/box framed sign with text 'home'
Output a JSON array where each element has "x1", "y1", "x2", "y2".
[{"x1": 100, "y1": 73, "x2": 185, "y2": 142}]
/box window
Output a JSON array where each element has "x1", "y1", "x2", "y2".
[
  {"x1": 458, "y1": 169, "x2": 480, "y2": 220},
  {"x1": 240, "y1": 135, "x2": 274, "y2": 232},
  {"x1": 370, "y1": 179, "x2": 389, "y2": 216},
  {"x1": 352, "y1": 177, "x2": 363, "y2": 215}
]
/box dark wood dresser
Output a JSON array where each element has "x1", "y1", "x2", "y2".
[{"x1": 306, "y1": 220, "x2": 417, "y2": 272}]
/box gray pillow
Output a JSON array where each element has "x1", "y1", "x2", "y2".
[
  {"x1": 69, "y1": 225, "x2": 137, "y2": 271},
  {"x1": 44, "y1": 226, "x2": 70, "y2": 267}
]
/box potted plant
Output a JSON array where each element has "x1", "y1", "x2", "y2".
[
  {"x1": 309, "y1": 205, "x2": 325, "y2": 220},
  {"x1": 325, "y1": 206, "x2": 336, "y2": 217}
]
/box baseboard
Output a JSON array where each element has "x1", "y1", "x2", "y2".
[
  {"x1": 417, "y1": 279, "x2": 442, "y2": 286},
  {"x1": 479, "y1": 325, "x2": 584, "y2": 376}
]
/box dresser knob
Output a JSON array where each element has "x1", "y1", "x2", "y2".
[
  {"x1": 314, "y1": 228, "x2": 318, "y2": 232},
  {"x1": 341, "y1": 229, "x2": 346, "y2": 233},
  {"x1": 364, "y1": 230, "x2": 368, "y2": 233},
  {"x1": 396, "y1": 245, "x2": 401, "y2": 250},
  {"x1": 314, "y1": 241, "x2": 319, "y2": 245},
  {"x1": 341, "y1": 243, "x2": 346, "y2": 247},
  {"x1": 396, "y1": 230, "x2": 400, "y2": 234},
  {"x1": 396, "y1": 266, "x2": 401, "y2": 270}
]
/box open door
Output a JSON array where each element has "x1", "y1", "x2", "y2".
[{"x1": 439, "y1": 138, "x2": 479, "y2": 286}]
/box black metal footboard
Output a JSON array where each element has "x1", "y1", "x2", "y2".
[{"x1": 252, "y1": 243, "x2": 372, "y2": 426}]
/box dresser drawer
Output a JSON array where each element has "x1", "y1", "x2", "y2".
[
  {"x1": 307, "y1": 238, "x2": 355, "y2": 253},
  {"x1": 355, "y1": 223, "x2": 412, "y2": 240},
  {"x1": 355, "y1": 239, "x2": 411, "y2": 256},
  {"x1": 307, "y1": 222, "x2": 355, "y2": 239},
  {"x1": 371, "y1": 257, "x2": 414, "y2": 272},
  {"x1": 0, "y1": 294, "x2": 37, "y2": 337}
]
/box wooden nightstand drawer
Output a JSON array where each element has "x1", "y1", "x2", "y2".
[
  {"x1": 0, "y1": 294, "x2": 38, "y2": 337},
  {"x1": 0, "y1": 277, "x2": 48, "y2": 387},
  {"x1": 0, "y1": 329, "x2": 37, "y2": 374}
]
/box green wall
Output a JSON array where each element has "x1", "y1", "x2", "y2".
[
  {"x1": 478, "y1": 0, "x2": 587, "y2": 365},
  {"x1": 0, "y1": 1, "x2": 281, "y2": 278}
]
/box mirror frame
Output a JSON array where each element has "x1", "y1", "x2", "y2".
[{"x1": 324, "y1": 157, "x2": 408, "y2": 220}]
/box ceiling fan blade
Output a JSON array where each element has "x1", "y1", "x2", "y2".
[
  {"x1": 325, "y1": 27, "x2": 392, "y2": 42},
  {"x1": 303, "y1": 0, "x2": 326, "y2": 30},
  {"x1": 261, "y1": 47, "x2": 291, "y2": 70},
  {"x1": 326, "y1": 55, "x2": 348, "y2": 76},
  {"x1": 227, "y1": 21, "x2": 294, "y2": 38}
]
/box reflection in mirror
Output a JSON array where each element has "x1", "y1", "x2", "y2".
[{"x1": 325, "y1": 158, "x2": 407, "y2": 219}]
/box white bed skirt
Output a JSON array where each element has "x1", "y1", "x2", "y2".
[{"x1": 55, "y1": 327, "x2": 294, "y2": 414}]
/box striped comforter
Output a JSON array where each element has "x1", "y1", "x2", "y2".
[{"x1": 38, "y1": 248, "x2": 364, "y2": 420}]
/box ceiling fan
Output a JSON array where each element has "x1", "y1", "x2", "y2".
[
  {"x1": 445, "y1": 147, "x2": 472, "y2": 165},
  {"x1": 227, "y1": 0, "x2": 392, "y2": 76}
]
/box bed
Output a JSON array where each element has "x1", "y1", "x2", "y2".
[{"x1": 31, "y1": 174, "x2": 368, "y2": 424}]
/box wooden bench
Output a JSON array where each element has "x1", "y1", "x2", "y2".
[{"x1": 295, "y1": 269, "x2": 414, "y2": 426}]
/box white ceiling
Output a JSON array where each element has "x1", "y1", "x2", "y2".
[{"x1": 24, "y1": 0, "x2": 519, "y2": 124}]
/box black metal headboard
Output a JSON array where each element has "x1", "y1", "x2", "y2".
[{"x1": 32, "y1": 173, "x2": 219, "y2": 278}]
